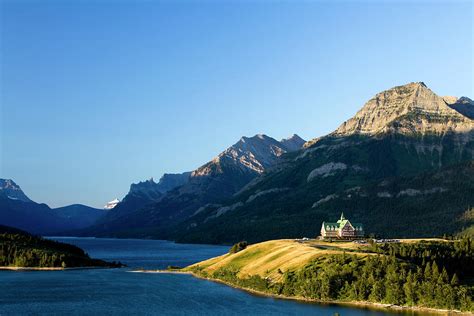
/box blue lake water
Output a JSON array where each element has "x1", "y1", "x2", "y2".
[{"x1": 0, "y1": 237, "x2": 431, "y2": 315}]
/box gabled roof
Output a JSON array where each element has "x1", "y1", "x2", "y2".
[
  {"x1": 321, "y1": 213, "x2": 364, "y2": 230},
  {"x1": 322, "y1": 221, "x2": 339, "y2": 229}
]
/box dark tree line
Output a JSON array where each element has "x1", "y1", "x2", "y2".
[
  {"x1": 0, "y1": 228, "x2": 120, "y2": 268},
  {"x1": 277, "y1": 254, "x2": 472, "y2": 311}
]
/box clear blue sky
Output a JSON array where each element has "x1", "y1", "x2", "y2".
[{"x1": 1, "y1": 0, "x2": 472, "y2": 208}]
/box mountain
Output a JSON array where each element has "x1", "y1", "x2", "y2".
[
  {"x1": 0, "y1": 179, "x2": 106, "y2": 234},
  {"x1": 83, "y1": 134, "x2": 305, "y2": 237},
  {"x1": 104, "y1": 198, "x2": 120, "y2": 210},
  {"x1": 169, "y1": 82, "x2": 474, "y2": 244},
  {"x1": 100, "y1": 178, "x2": 164, "y2": 221},
  {"x1": 447, "y1": 96, "x2": 474, "y2": 119},
  {"x1": 0, "y1": 179, "x2": 32, "y2": 203},
  {"x1": 97, "y1": 173, "x2": 191, "y2": 222},
  {"x1": 334, "y1": 82, "x2": 473, "y2": 136},
  {"x1": 0, "y1": 189, "x2": 65, "y2": 235},
  {"x1": 53, "y1": 204, "x2": 106, "y2": 230},
  {"x1": 280, "y1": 134, "x2": 306, "y2": 151}
]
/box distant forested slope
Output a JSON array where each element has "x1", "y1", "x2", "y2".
[{"x1": 0, "y1": 225, "x2": 120, "y2": 268}]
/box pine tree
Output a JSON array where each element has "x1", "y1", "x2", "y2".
[
  {"x1": 403, "y1": 271, "x2": 417, "y2": 306},
  {"x1": 450, "y1": 273, "x2": 459, "y2": 286}
]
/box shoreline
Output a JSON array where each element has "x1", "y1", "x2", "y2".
[
  {"x1": 0, "y1": 266, "x2": 111, "y2": 271},
  {"x1": 138, "y1": 269, "x2": 470, "y2": 315}
]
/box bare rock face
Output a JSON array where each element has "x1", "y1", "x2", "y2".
[{"x1": 334, "y1": 82, "x2": 474, "y2": 137}]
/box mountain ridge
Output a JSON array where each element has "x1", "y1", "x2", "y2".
[
  {"x1": 0, "y1": 179, "x2": 107, "y2": 234},
  {"x1": 80, "y1": 133, "x2": 305, "y2": 237}
]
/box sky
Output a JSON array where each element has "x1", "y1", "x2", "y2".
[{"x1": 1, "y1": 0, "x2": 472, "y2": 208}]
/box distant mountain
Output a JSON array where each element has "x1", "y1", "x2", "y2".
[
  {"x1": 98, "y1": 173, "x2": 191, "y2": 222},
  {"x1": 104, "y1": 198, "x2": 120, "y2": 210},
  {"x1": 447, "y1": 96, "x2": 474, "y2": 119},
  {"x1": 0, "y1": 179, "x2": 106, "y2": 234},
  {"x1": 0, "y1": 179, "x2": 32, "y2": 203},
  {"x1": 280, "y1": 134, "x2": 306, "y2": 151},
  {"x1": 168, "y1": 82, "x2": 474, "y2": 244},
  {"x1": 83, "y1": 134, "x2": 305, "y2": 237},
  {"x1": 53, "y1": 204, "x2": 106, "y2": 230},
  {"x1": 100, "y1": 178, "x2": 164, "y2": 221},
  {"x1": 0, "y1": 188, "x2": 64, "y2": 235}
]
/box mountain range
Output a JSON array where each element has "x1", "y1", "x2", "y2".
[
  {"x1": 169, "y1": 82, "x2": 474, "y2": 243},
  {"x1": 1, "y1": 82, "x2": 473, "y2": 244},
  {"x1": 82, "y1": 133, "x2": 306, "y2": 237},
  {"x1": 0, "y1": 180, "x2": 106, "y2": 234}
]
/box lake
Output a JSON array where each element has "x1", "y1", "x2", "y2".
[{"x1": 0, "y1": 237, "x2": 431, "y2": 315}]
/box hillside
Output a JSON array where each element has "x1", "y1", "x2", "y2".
[
  {"x1": 185, "y1": 238, "x2": 474, "y2": 312},
  {"x1": 172, "y1": 82, "x2": 474, "y2": 244},
  {"x1": 186, "y1": 239, "x2": 367, "y2": 282},
  {"x1": 0, "y1": 225, "x2": 120, "y2": 268}
]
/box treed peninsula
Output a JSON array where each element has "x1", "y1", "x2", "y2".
[
  {"x1": 0, "y1": 225, "x2": 121, "y2": 269},
  {"x1": 182, "y1": 238, "x2": 474, "y2": 313}
]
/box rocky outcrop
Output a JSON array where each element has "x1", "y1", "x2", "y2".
[{"x1": 307, "y1": 162, "x2": 347, "y2": 181}]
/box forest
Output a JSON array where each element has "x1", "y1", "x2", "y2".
[{"x1": 0, "y1": 225, "x2": 120, "y2": 268}]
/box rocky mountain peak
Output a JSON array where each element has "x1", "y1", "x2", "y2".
[
  {"x1": 103, "y1": 198, "x2": 120, "y2": 210},
  {"x1": 130, "y1": 178, "x2": 158, "y2": 193},
  {"x1": 447, "y1": 96, "x2": 474, "y2": 119},
  {"x1": 334, "y1": 82, "x2": 474, "y2": 136},
  {"x1": 457, "y1": 96, "x2": 474, "y2": 104},
  {"x1": 192, "y1": 133, "x2": 305, "y2": 178},
  {"x1": 280, "y1": 134, "x2": 306, "y2": 151},
  {"x1": 0, "y1": 179, "x2": 32, "y2": 203}
]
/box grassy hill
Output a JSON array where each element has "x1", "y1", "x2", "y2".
[
  {"x1": 186, "y1": 239, "x2": 368, "y2": 282},
  {"x1": 185, "y1": 238, "x2": 474, "y2": 312}
]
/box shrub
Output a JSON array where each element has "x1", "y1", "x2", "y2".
[{"x1": 229, "y1": 241, "x2": 248, "y2": 254}]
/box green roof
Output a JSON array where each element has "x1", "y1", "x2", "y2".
[{"x1": 322, "y1": 213, "x2": 364, "y2": 230}]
